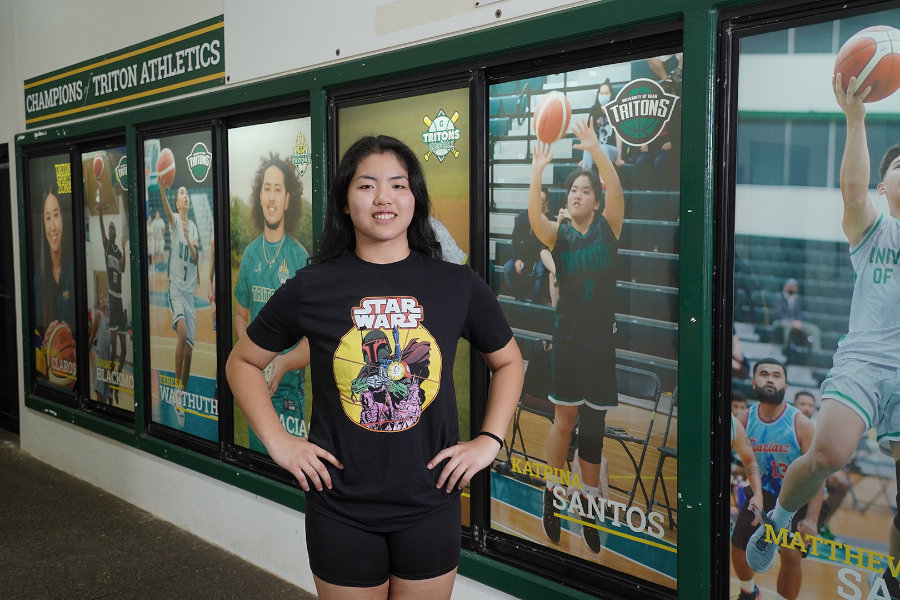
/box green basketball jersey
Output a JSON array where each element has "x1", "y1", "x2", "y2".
[{"x1": 235, "y1": 234, "x2": 309, "y2": 418}]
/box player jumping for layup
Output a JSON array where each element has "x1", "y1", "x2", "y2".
[
  {"x1": 746, "y1": 74, "x2": 900, "y2": 597},
  {"x1": 159, "y1": 177, "x2": 199, "y2": 424},
  {"x1": 97, "y1": 182, "x2": 127, "y2": 405}
]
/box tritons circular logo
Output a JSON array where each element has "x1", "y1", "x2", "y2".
[
  {"x1": 603, "y1": 79, "x2": 679, "y2": 146},
  {"x1": 291, "y1": 133, "x2": 311, "y2": 178},
  {"x1": 114, "y1": 155, "x2": 128, "y2": 190},
  {"x1": 422, "y1": 109, "x2": 461, "y2": 162},
  {"x1": 186, "y1": 142, "x2": 213, "y2": 183}
]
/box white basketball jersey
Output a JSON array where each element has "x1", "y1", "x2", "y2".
[
  {"x1": 168, "y1": 213, "x2": 199, "y2": 294},
  {"x1": 836, "y1": 214, "x2": 900, "y2": 367}
]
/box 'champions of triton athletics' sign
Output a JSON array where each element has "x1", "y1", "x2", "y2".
[{"x1": 23, "y1": 16, "x2": 225, "y2": 127}]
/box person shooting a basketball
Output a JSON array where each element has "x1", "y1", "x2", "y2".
[
  {"x1": 529, "y1": 115, "x2": 624, "y2": 554},
  {"x1": 159, "y1": 175, "x2": 199, "y2": 422},
  {"x1": 97, "y1": 172, "x2": 127, "y2": 405},
  {"x1": 745, "y1": 71, "x2": 900, "y2": 596}
]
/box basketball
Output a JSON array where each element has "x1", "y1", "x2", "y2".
[
  {"x1": 44, "y1": 321, "x2": 76, "y2": 389},
  {"x1": 533, "y1": 91, "x2": 572, "y2": 144},
  {"x1": 834, "y1": 25, "x2": 900, "y2": 103},
  {"x1": 34, "y1": 329, "x2": 47, "y2": 377},
  {"x1": 93, "y1": 154, "x2": 104, "y2": 179},
  {"x1": 156, "y1": 147, "x2": 176, "y2": 188}
]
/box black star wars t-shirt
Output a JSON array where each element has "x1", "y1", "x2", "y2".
[{"x1": 246, "y1": 250, "x2": 513, "y2": 531}]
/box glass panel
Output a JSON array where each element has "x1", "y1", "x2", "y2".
[
  {"x1": 736, "y1": 120, "x2": 786, "y2": 185},
  {"x1": 731, "y1": 9, "x2": 900, "y2": 598},
  {"x1": 144, "y1": 131, "x2": 218, "y2": 441},
  {"x1": 83, "y1": 147, "x2": 135, "y2": 411},
  {"x1": 839, "y1": 9, "x2": 900, "y2": 47},
  {"x1": 741, "y1": 29, "x2": 789, "y2": 54},
  {"x1": 489, "y1": 55, "x2": 680, "y2": 589},
  {"x1": 794, "y1": 21, "x2": 835, "y2": 54},
  {"x1": 29, "y1": 153, "x2": 78, "y2": 393},
  {"x1": 228, "y1": 117, "x2": 314, "y2": 452},
  {"x1": 788, "y1": 122, "x2": 829, "y2": 187}
]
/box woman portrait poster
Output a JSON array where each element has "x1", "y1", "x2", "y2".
[{"x1": 29, "y1": 153, "x2": 77, "y2": 391}]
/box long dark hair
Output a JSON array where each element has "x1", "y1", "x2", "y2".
[
  {"x1": 310, "y1": 135, "x2": 441, "y2": 264},
  {"x1": 38, "y1": 189, "x2": 61, "y2": 328}
]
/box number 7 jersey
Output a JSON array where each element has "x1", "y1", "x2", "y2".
[{"x1": 168, "y1": 213, "x2": 199, "y2": 294}]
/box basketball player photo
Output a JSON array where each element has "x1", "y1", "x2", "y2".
[
  {"x1": 486, "y1": 56, "x2": 681, "y2": 590},
  {"x1": 29, "y1": 153, "x2": 78, "y2": 392},
  {"x1": 144, "y1": 131, "x2": 218, "y2": 441},
  {"x1": 731, "y1": 13, "x2": 900, "y2": 600},
  {"x1": 83, "y1": 147, "x2": 135, "y2": 411},
  {"x1": 228, "y1": 117, "x2": 314, "y2": 453}
]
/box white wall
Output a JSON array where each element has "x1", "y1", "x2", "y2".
[{"x1": 224, "y1": 0, "x2": 592, "y2": 84}]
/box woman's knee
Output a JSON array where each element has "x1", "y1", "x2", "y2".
[{"x1": 552, "y1": 405, "x2": 578, "y2": 430}]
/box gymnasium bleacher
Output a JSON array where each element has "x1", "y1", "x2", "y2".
[
  {"x1": 733, "y1": 234, "x2": 854, "y2": 390},
  {"x1": 488, "y1": 74, "x2": 679, "y2": 393}
]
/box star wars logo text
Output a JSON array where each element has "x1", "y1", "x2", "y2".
[{"x1": 352, "y1": 297, "x2": 423, "y2": 330}]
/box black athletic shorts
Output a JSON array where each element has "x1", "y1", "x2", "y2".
[
  {"x1": 305, "y1": 496, "x2": 461, "y2": 587},
  {"x1": 108, "y1": 294, "x2": 127, "y2": 331},
  {"x1": 731, "y1": 486, "x2": 829, "y2": 554},
  {"x1": 550, "y1": 334, "x2": 617, "y2": 407}
]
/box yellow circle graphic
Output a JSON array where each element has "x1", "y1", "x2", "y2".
[{"x1": 333, "y1": 325, "x2": 441, "y2": 432}]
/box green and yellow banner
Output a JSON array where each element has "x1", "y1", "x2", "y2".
[{"x1": 24, "y1": 16, "x2": 224, "y2": 127}]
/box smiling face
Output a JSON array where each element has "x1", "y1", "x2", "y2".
[
  {"x1": 566, "y1": 174, "x2": 600, "y2": 222},
  {"x1": 344, "y1": 151, "x2": 415, "y2": 259},
  {"x1": 43, "y1": 192, "x2": 63, "y2": 254},
  {"x1": 260, "y1": 165, "x2": 290, "y2": 232}
]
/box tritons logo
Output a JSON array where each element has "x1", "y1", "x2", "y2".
[
  {"x1": 186, "y1": 142, "x2": 212, "y2": 183},
  {"x1": 291, "y1": 133, "x2": 311, "y2": 178},
  {"x1": 604, "y1": 79, "x2": 679, "y2": 146},
  {"x1": 115, "y1": 155, "x2": 128, "y2": 190},
  {"x1": 277, "y1": 257, "x2": 290, "y2": 286},
  {"x1": 421, "y1": 109, "x2": 461, "y2": 162}
]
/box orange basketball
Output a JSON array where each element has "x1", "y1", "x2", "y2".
[
  {"x1": 533, "y1": 91, "x2": 572, "y2": 144},
  {"x1": 156, "y1": 147, "x2": 176, "y2": 188},
  {"x1": 45, "y1": 321, "x2": 76, "y2": 388},
  {"x1": 834, "y1": 25, "x2": 900, "y2": 103},
  {"x1": 93, "y1": 154, "x2": 104, "y2": 179}
]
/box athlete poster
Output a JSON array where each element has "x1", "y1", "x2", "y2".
[
  {"x1": 83, "y1": 147, "x2": 135, "y2": 411},
  {"x1": 29, "y1": 153, "x2": 78, "y2": 393},
  {"x1": 144, "y1": 130, "x2": 217, "y2": 441},
  {"x1": 729, "y1": 9, "x2": 900, "y2": 600},
  {"x1": 336, "y1": 86, "x2": 472, "y2": 522},
  {"x1": 487, "y1": 57, "x2": 681, "y2": 589},
  {"x1": 228, "y1": 117, "x2": 314, "y2": 454}
]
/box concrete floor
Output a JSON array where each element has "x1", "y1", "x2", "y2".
[{"x1": 0, "y1": 428, "x2": 316, "y2": 599}]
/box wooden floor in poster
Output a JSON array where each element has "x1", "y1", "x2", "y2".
[
  {"x1": 489, "y1": 397, "x2": 679, "y2": 589},
  {"x1": 729, "y1": 472, "x2": 897, "y2": 599}
]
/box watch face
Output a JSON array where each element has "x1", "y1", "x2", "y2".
[{"x1": 387, "y1": 361, "x2": 406, "y2": 381}]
